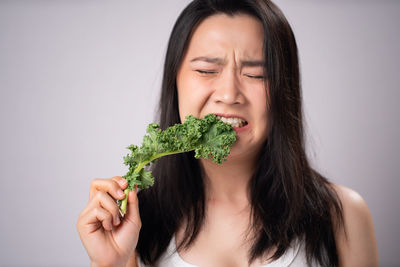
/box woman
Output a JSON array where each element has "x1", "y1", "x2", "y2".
[{"x1": 77, "y1": 0, "x2": 378, "y2": 266}]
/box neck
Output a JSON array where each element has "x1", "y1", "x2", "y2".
[{"x1": 199, "y1": 154, "x2": 257, "y2": 205}]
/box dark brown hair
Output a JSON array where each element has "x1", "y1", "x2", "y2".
[{"x1": 136, "y1": 0, "x2": 344, "y2": 265}]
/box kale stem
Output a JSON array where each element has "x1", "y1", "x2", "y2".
[
  {"x1": 134, "y1": 150, "x2": 187, "y2": 173},
  {"x1": 119, "y1": 150, "x2": 189, "y2": 215},
  {"x1": 120, "y1": 188, "x2": 130, "y2": 215}
]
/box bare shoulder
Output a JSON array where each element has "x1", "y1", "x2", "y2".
[
  {"x1": 331, "y1": 184, "x2": 377, "y2": 237},
  {"x1": 332, "y1": 184, "x2": 370, "y2": 215},
  {"x1": 331, "y1": 184, "x2": 374, "y2": 242},
  {"x1": 331, "y1": 184, "x2": 378, "y2": 267}
]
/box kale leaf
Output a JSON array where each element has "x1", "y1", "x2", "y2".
[{"x1": 119, "y1": 114, "x2": 236, "y2": 215}]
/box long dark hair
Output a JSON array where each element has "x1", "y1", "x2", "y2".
[{"x1": 136, "y1": 0, "x2": 344, "y2": 266}]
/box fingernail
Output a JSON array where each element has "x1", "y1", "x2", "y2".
[
  {"x1": 118, "y1": 189, "x2": 125, "y2": 197},
  {"x1": 119, "y1": 179, "x2": 127, "y2": 187}
]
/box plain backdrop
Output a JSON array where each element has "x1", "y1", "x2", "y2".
[{"x1": 0, "y1": 0, "x2": 399, "y2": 266}]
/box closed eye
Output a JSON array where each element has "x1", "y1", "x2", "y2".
[
  {"x1": 196, "y1": 70, "x2": 218, "y2": 74},
  {"x1": 245, "y1": 74, "x2": 265, "y2": 80}
]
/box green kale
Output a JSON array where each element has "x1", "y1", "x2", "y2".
[{"x1": 119, "y1": 114, "x2": 236, "y2": 215}]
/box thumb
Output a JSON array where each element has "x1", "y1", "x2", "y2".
[
  {"x1": 113, "y1": 189, "x2": 141, "y2": 253},
  {"x1": 123, "y1": 189, "x2": 142, "y2": 231},
  {"x1": 125, "y1": 189, "x2": 141, "y2": 228}
]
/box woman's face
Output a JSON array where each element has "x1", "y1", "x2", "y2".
[{"x1": 176, "y1": 13, "x2": 271, "y2": 160}]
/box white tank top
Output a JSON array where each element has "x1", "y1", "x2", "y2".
[{"x1": 137, "y1": 236, "x2": 319, "y2": 267}]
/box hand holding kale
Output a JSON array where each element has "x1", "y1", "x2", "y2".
[{"x1": 119, "y1": 114, "x2": 236, "y2": 215}]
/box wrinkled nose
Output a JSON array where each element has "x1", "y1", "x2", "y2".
[{"x1": 212, "y1": 70, "x2": 244, "y2": 105}]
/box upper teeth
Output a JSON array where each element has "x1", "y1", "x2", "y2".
[{"x1": 216, "y1": 115, "x2": 247, "y2": 128}]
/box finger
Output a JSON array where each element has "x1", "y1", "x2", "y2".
[
  {"x1": 111, "y1": 176, "x2": 128, "y2": 189},
  {"x1": 94, "y1": 206, "x2": 114, "y2": 231},
  {"x1": 81, "y1": 189, "x2": 122, "y2": 225},
  {"x1": 93, "y1": 191, "x2": 122, "y2": 226},
  {"x1": 89, "y1": 178, "x2": 126, "y2": 201},
  {"x1": 79, "y1": 191, "x2": 119, "y2": 227},
  {"x1": 80, "y1": 206, "x2": 113, "y2": 232}
]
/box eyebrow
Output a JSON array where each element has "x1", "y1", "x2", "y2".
[
  {"x1": 190, "y1": 56, "x2": 225, "y2": 65},
  {"x1": 190, "y1": 56, "x2": 264, "y2": 68}
]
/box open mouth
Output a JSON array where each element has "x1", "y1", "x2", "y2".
[{"x1": 216, "y1": 115, "x2": 248, "y2": 128}]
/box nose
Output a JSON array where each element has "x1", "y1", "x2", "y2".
[{"x1": 212, "y1": 69, "x2": 244, "y2": 105}]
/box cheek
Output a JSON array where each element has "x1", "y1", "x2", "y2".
[
  {"x1": 177, "y1": 89, "x2": 197, "y2": 123},
  {"x1": 177, "y1": 74, "x2": 212, "y2": 120},
  {"x1": 252, "y1": 88, "x2": 270, "y2": 131},
  {"x1": 252, "y1": 87, "x2": 268, "y2": 113},
  {"x1": 177, "y1": 89, "x2": 195, "y2": 121},
  {"x1": 177, "y1": 70, "x2": 195, "y2": 121}
]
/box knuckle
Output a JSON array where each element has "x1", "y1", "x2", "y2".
[
  {"x1": 90, "y1": 178, "x2": 101, "y2": 190},
  {"x1": 90, "y1": 178, "x2": 99, "y2": 186},
  {"x1": 94, "y1": 191, "x2": 103, "y2": 201},
  {"x1": 110, "y1": 180, "x2": 120, "y2": 191},
  {"x1": 93, "y1": 207, "x2": 101, "y2": 215},
  {"x1": 94, "y1": 206, "x2": 104, "y2": 216}
]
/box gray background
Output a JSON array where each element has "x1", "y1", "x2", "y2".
[{"x1": 0, "y1": 0, "x2": 398, "y2": 266}]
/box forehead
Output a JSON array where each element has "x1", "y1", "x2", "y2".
[{"x1": 186, "y1": 13, "x2": 264, "y2": 58}]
